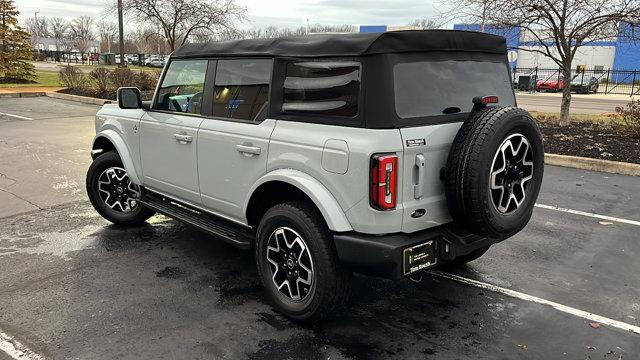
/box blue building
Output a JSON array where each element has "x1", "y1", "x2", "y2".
[{"x1": 453, "y1": 23, "x2": 640, "y2": 70}]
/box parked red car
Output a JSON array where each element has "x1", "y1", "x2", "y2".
[{"x1": 536, "y1": 79, "x2": 565, "y2": 92}]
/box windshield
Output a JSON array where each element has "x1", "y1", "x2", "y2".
[{"x1": 393, "y1": 60, "x2": 515, "y2": 119}]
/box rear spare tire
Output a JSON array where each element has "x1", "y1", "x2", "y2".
[{"x1": 445, "y1": 106, "x2": 544, "y2": 238}]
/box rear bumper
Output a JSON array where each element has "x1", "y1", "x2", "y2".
[{"x1": 333, "y1": 224, "x2": 503, "y2": 279}]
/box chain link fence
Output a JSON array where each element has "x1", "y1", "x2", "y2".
[{"x1": 512, "y1": 67, "x2": 640, "y2": 96}]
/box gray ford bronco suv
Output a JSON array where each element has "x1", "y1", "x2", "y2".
[{"x1": 86, "y1": 30, "x2": 544, "y2": 322}]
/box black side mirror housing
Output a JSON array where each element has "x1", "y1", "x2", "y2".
[{"x1": 117, "y1": 87, "x2": 142, "y2": 109}]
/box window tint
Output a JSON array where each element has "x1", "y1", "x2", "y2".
[
  {"x1": 155, "y1": 60, "x2": 207, "y2": 114},
  {"x1": 283, "y1": 61, "x2": 360, "y2": 117},
  {"x1": 394, "y1": 60, "x2": 515, "y2": 119},
  {"x1": 213, "y1": 59, "x2": 272, "y2": 121}
]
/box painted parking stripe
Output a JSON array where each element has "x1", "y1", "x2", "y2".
[
  {"x1": 432, "y1": 271, "x2": 640, "y2": 335},
  {"x1": 0, "y1": 112, "x2": 34, "y2": 120},
  {"x1": 535, "y1": 204, "x2": 640, "y2": 227},
  {"x1": 0, "y1": 329, "x2": 44, "y2": 360}
]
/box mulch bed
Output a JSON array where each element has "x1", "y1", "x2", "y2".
[{"x1": 538, "y1": 120, "x2": 640, "y2": 164}]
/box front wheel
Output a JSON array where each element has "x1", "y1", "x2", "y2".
[
  {"x1": 86, "y1": 151, "x2": 155, "y2": 225},
  {"x1": 255, "y1": 202, "x2": 352, "y2": 323}
]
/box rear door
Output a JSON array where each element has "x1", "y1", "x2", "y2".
[
  {"x1": 139, "y1": 59, "x2": 208, "y2": 205},
  {"x1": 393, "y1": 58, "x2": 516, "y2": 232},
  {"x1": 197, "y1": 58, "x2": 275, "y2": 223}
]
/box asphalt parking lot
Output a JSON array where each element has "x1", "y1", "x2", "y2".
[{"x1": 0, "y1": 97, "x2": 639, "y2": 359}]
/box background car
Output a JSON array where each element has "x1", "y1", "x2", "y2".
[
  {"x1": 536, "y1": 78, "x2": 565, "y2": 92},
  {"x1": 570, "y1": 74, "x2": 599, "y2": 93},
  {"x1": 146, "y1": 57, "x2": 165, "y2": 67}
]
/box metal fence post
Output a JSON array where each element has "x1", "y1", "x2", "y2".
[
  {"x1": 632, "y1": 70, "x2": 637, "y2": 97},
  {"x1": 534, "y1": 67, "x2": 538, "y2": 92},
  {"x1": 605, "y1": 69, "x2": 610, "y2": 94}
]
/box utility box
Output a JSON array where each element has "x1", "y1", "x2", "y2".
[
  {"x1": 518, "y1": 75, "x2": 537, "y2": 91},
  {"x1": 100, "y1": 53, "x2": 115, "y2": 66}
]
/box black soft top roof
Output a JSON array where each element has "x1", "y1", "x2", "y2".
[{"x1": 171, "y1": 30, "x2": 507, "y2": 59}]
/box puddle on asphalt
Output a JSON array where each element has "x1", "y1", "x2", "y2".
[
  {"x1": 0, "y1": 224, "x2": 103, "y2": 260},
  {"x1": 0, "y1": 209, "x2": 173, "y2": 260}
]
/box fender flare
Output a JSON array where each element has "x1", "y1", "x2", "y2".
[
  {"x1": 245, "y1": 169, "x2": 353, "y2": 232},
  {"x1": 92, "y1": 129, "x2": 142, "y2": 185}
]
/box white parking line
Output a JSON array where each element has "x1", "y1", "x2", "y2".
[
  {"x1": 535, "y1": 203, "x2": 640, "y2": 227},
  {"x1": 0, "y1": 112, "x2": 34, "y2": 121},
  {"x1": 0, "y1": 330, "x2": 44, "y2": 360},
  {"x1": 432, "y1": 271, "x2": 640, "y2": 335}
]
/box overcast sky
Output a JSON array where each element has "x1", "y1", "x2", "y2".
[{"x1": 14, "y1": 0, "x2": 446, "y2": 29}]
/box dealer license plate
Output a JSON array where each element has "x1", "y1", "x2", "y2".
[{"x1": 403, "y1": 240, "x2": 437, "y2": 275}]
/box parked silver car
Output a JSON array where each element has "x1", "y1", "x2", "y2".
[{"x1": 86, "y1": 30, "x2": 544, "y2": 322}]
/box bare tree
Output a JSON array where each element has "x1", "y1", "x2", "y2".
[
  {"x1": 49, "y1": 17, "x2": 68, "y2": 61},
  {"x1": 24, "y1": 15, "x2": 50, "y2": 50},
  {"x1": 130, "y1": 28, "x2": 158, "y2": 54},
  {"x1": 448, "y1": 0, "x2": 640, "y2": 124},
  {"x1": 118, "y1": 0, "x2": 246, "y2": 51},
  {"x1": 215, "y1": 23, "x2": 356, "y2": 41},
  {"x1": 408, "y1": 17, "x2": 444, "y2": 29},
  {"x1": 96, "y1": 20, "x2": 117, "y2": 52},
  {"x1": 69, "y1": 16, "x2": 94, "y2": 62},
  {"x1": 24, "y1": 15, "x2": 50, "y2": 37}
]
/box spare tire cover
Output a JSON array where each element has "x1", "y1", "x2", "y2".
[{"x1": 445, "y1": 106, "x2": 544, "y2": 238}]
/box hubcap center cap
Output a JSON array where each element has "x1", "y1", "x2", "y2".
[{"x1": 286, "y1": 258, "x2": 295, "y2": 269}]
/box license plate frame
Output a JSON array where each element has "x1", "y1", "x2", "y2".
[{"x1": 403, "y1": 240, "x2": 437, "y2": 276}]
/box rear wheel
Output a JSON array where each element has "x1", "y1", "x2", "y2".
[
  {"x1": 86, "y1": 151, "x2": 154, "y2": 225},
  {"x1": 255, "y1": 201, "x2": 351, "y2": 323}
]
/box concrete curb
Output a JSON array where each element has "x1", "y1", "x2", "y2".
[
  {"x1": 0, "y1": 92, "x2": 46, "y2": 98},
  {"x1": 45, "y1": 91, "x2": 111, "y2": 106},
  {"x1": 545, "y1": 153, "x2": 640, "y2": 177}
]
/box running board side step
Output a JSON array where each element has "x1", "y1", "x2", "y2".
[{"x1": 139, "y1": 191, "x2": 254, "y2": 249}]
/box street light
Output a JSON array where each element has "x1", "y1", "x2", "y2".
[
  {"x1": 117, "y1": 0, "x2": 125, "y2": 67},
  {"x1": 34, "y1": 11, "x2": 40, "y2": 59}
]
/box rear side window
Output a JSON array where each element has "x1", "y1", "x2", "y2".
[
  {"x1": 155, "y1": 60, "x2": 207, "y2": 114},
  {"x1": 394, "y1": 60, "x2": 515, "y2": 119},
  {"x1": 213, "y1": 59, "x2": 272, "y2": 121},
  {"x1": 283, "y1": 61, "x2": 360, "y2": 117}
]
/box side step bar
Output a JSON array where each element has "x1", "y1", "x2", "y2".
[{"x1": 139, "y1": 191, "x2": 254, "y2": 249}]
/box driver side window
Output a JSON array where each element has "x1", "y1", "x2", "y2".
[{"x1": 155, "y1": 60, "x2": 207, "y2": 114}]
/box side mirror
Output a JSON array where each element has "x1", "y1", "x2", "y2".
[{"x1": 117, "y1": 87, "x2": 142, "y2": 109}]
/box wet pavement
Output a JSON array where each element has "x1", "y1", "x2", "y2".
[{"x1": 1, "y1": 97, "x2": 639, "y2": 359}]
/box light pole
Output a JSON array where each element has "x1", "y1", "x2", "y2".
[
  {"x1": 117, "y1": 0, "x2": 125, "y2": 67},
  {"x1": 34, "y1": 11, "x2": 40, "y2": 59}
]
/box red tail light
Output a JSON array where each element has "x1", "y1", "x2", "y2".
[
  {"x1": 371, "y1": 154, "x2": 398, "y2": 210},
  {"x1": 472, "y1": 95, "x2": 499, "y2": 105}
]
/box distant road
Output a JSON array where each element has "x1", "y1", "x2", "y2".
[{"x1": 516, "y1": 93, "x2": 633, "y2": 114}]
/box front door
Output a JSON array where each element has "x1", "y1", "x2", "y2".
[
  {"x1": 197, "y1": 58, "x2": 274, "y2": 222},
  {"x1": 139, "y1": 59, "x2": 208, "y2": 205}
]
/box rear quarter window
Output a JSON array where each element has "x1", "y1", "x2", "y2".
[
  {"x1": 283, "y1": 61, "x2": 361, "y2": 117},
  {"x1": 394, "y1": 60, "x2": 515, "y2": 119}
]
